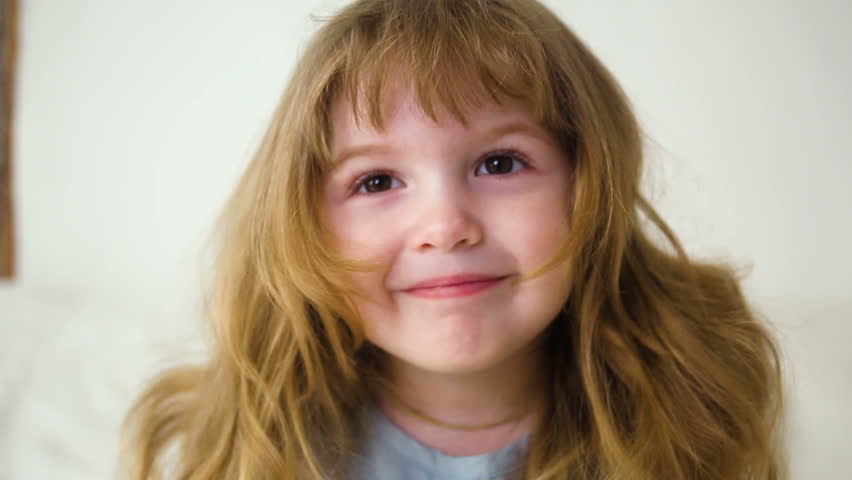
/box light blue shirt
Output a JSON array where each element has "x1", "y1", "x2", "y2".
[{"x1": 348, "y1": 405, "x2": 530, "y2": 480}]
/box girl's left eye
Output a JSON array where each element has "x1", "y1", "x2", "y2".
[{"x1": 475, "y1": 151, "x2": 528, "y2": 176}]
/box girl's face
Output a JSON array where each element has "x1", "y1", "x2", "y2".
[{"x1": 323, "y1": 81, "x2": 574, "y2": 376}]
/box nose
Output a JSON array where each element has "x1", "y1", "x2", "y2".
[{"x1": 409, "y1": 191, "x2": 484, "y2": 252}]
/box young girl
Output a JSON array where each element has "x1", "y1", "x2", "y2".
[{"x1": 122, "y1": 0, "x2": 787, "y2": 478}]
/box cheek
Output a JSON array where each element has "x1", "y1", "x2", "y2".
[
  {"x1": 326, "y1": 209, "x2": 400, "y2": 311},
  {"x1": 494, "y1": 195, "x2": 571, "y2": 264},
  {"x1": 529, "y1": 209, "x2": 569, "y2": 250},
  {"x1": 329, "y1": 206, "x2": 398, "y2": 261},
  {"x1": 345, "y1": 272, "x2": 389, "y2": 314},
  {"x1": 336, "y1": 222, "x2": 400, "y2": 288}
]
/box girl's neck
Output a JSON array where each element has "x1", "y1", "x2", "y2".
[{"x1": 372, "y1": 341, "x2": 547, "y2": 456}]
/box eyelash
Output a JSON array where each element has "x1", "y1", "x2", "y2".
[{"x1": 349, "y1": 149, "x2": 530, "y2": 195}]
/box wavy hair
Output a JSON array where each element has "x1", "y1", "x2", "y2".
[{"x1": 121, "y1": 0, "x2": 787, "y2": 478}]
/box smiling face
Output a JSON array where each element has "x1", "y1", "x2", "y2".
[{"x1": 322, "y1": 81, "x2": 574, "y2": 377}]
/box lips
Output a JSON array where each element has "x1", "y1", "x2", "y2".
[{"x1": 401, "y1": 274, "x2": 510, "y2": 299}]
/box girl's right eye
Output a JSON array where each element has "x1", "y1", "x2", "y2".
[{"x1": 353, "y1": 173, "x2": 403, "y2": 194}]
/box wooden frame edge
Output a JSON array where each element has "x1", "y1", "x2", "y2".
[{"x1": 1, "y1": 0, "x2": 17, "y2": 278}]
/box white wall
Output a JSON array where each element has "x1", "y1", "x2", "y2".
[{"x1": 1, "y1": 0, "x2": 849, "y2": 478}]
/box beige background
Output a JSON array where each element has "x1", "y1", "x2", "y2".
[{"x1": 1, "y1": 1, "x2": 850, "y2": 478}]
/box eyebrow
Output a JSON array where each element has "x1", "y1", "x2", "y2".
[
  {"x1": 332, "y1": 143, "x2": 396, "y2": 169},
  {"x1": 331, "y1": 120, "x2": 555, "y2": 168}
]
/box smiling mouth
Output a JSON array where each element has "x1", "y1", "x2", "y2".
[{"x1": 402, "y1": 276, "x2": 509, "y2": 299}]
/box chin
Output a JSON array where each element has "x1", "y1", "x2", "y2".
[{"x1": 410, "y1": 346, "x2": 512, "y2": 376}]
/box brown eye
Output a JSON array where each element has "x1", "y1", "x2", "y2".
[
  {"x1": 356, "y1": 173, "x2": 400, "y2": 194},
  {"x1": 476, "y1": 151, "x2": 527, "y2": 176}
]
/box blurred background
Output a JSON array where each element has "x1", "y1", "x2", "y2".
[{"x1": 0, "y1": 0, "x2": 850, "y2": 478}]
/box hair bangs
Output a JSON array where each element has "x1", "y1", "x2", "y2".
[{"x1": 329, "y1": 0, "x2": 556, "y2": 137}]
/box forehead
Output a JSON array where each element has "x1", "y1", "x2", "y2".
[{"x1": 329, "y1": 76, "x2": 541, "y2": 147}]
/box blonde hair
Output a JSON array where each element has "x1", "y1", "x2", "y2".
[{"x1": 121, "y1": 0, "x2": 787, "y2": 478}]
